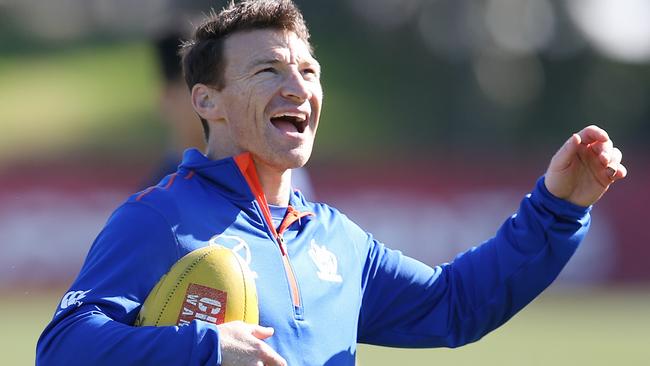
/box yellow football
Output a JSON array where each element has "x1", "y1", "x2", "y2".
[{"x1": 134, "y1": 245, "x2": 258, "y2": 327}]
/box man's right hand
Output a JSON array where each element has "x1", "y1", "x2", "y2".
[{"x1": 217, "y1": 321, "x2": 287, "y2": 366}]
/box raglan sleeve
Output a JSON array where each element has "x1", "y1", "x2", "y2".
[
  {"x1": 355, "y1": 176, "x2": 591, "y2": 348},
  {"x1": 36, "y1": 202, "x2": 222, "y2": 366}
]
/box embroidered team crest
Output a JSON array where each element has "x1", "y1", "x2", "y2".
[{"x1": 308, "y1": 240, "x2": 342, "y2": 283}]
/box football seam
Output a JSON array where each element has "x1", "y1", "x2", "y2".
[{"x1": 155, "y1": 247, "x2": 217, "y2": 326}]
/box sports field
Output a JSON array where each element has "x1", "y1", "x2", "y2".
[
  {"x1": 1, "y1": 26, "x2": 649, "y2": 366},
  {"x1": 5, "y1": 287, "x2": 648, "y2": 365}
]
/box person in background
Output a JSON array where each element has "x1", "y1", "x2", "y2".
[{"x1": 144, "y1": 31, "x2": 207, "y2": 187}]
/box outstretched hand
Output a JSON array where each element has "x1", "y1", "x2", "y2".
[
  {"x1": 545, "y1": 125, "x2": 627, "y2": 207},
  {"x1": 218, "y1": 321, "x2": 287, "y2": 366}
]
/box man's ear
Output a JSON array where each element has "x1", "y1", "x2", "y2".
[{"x1": 190, "y1": 84, "x2": 223, "y2": 121}]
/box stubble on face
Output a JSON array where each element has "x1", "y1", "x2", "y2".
[{"x1": 212, "y1": 29, "x2": 322, "y2": 173}]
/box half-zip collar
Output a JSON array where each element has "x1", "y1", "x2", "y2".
[
  {"x1": 232, "y1": 153, "x2": 314, "y2": 252},
  {"x1": 179, "y1": 148, "x2": 313, "y2": 312},
  {"x1": 178, "y1": 148, "x2": 311, "y2": 210}
]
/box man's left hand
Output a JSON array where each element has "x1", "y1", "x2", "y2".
[{"x1": 545, "y1": 125, "x2": 627, "y2": 207}]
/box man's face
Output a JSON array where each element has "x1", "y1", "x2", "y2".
[{"x1": 215, "y1": 29, "x2": 322, "y2": 171}]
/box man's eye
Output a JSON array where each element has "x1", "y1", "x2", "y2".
[
  {"x1": 303, "y1": 68, "x2": 319, "y2": 78},
  {"x1": 256, "y1": 67, "x2": 277, "y2": 75}
]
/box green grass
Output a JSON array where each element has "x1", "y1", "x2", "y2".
[
  {"x1": 1, "y1": 290, "x2": 61, "y2": 365},
  {"x1": 4, "y1": 287, "x2": 649, "y2": 365},
  {"x1": 0, "y1": 41, "x2": 162, "y2": 163},
  {"x1": 359, "y1": 288, "x2": 650, "y2": 366}
]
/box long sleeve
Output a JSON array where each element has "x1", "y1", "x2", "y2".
[
  {"x1": 36, "y1": 203, "x2": 222, "y2": 365},
  {"x1": 356, "y1": 176, "x2": 591, "y2": 348}
]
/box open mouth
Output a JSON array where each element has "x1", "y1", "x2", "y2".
[{"x1": 270, "y1": 113, "x2": 308, "y2": 133}]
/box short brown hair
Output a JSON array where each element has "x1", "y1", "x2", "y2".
[{"x1": 180, "y1": 0, "x2": 311, "y2": 140}]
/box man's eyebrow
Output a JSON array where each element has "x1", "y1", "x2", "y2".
[
  {"x1": 248, "y1": 56, "x2": 320, "y2": 69},
  {"x1": 248, "y1": 57, "x2": 284, "y2": 69},
  {"x1": 307, "y1": 59, "x2": 321, "y2": 70}
]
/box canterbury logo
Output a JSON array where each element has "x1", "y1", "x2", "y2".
[{"x1": 60, "y1": 290, "x2": 90, "y2": 310}]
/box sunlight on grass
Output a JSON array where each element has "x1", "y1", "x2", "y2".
[
  {"x1": 358, "y1": 288, "x2": 650, "y2": 366},
  {"x1": 5, "y1": 287, "x2": 649, "y2": 365}
]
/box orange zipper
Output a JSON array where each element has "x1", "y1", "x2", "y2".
[
  {"x1": 234, "y1": 153, "x2": 314, "y2": 311},
  {"x1": 276, "y1": 207, "x2": 314, "y2": 308}
]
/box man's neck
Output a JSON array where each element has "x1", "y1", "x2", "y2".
[
  {"x1": 254, "y1": 160, "x2": 292, "y2": 206},
  {"x1": 205, "y1": 140, "x2": 291, "y2": 206}
]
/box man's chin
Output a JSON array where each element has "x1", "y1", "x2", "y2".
[
  {"x1": 281, "y1": 144, "x2": 313, "y2": 168},
  {"x1": 283, "y1": 152, "x2": 311, "y2": 170},
  {"x1": 252, "y1": 149, "x2": 311, "y2": 172}
]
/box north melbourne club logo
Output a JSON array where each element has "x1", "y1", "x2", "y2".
[
  {"x1": 176, "y1": 283, "x2": 227, "y2": 326},
  {"x1": 308, "y1": 240, "x2": 342, "y2": 283}
]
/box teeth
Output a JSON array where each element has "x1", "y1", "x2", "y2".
[{"x1": 272, "y1": 112, "x2": 306, "y2": 122}]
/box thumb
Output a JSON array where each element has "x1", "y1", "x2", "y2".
[
  {"x1": 251, "y1": 325, "x2": 275, "y2": 340},
  {"x1": 550, "y1": 133, "x2": 581, "y2": 171}
]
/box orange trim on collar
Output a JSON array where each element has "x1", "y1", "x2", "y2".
[
  {"x1": 277, "y1": 206, "x2": 315, "y2": 235},
  {"x1": 234, "y1": 153, "x2": 315, "y2": 248},
  {"x1": 233, "y1": 153, "x2": 280, "y2": 247},
  {"x1": 234, "y1": 153, "x2": 308, "y2": 309}
]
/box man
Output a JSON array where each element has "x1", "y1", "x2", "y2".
[
  {"x1": 36, "y1": 1, "x2": 626, "y2": 365},
  {"x1": 145, "y1": 29, "x2": 314, "y2": 196}
]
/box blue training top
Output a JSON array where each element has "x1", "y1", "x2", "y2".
[{"x1": 37, "y1": 148, "x2": 591, "y2": 366}]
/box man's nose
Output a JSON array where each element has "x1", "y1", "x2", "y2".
[{"x1": 281, "y1": 69, "x2": 311, "y2": 103}]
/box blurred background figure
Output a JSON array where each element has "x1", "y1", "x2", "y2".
[
  {"x1": 145, "y1": 30, "x2": 206, "y2": 187},
  {"x1": 0, "y1": 0, "x2": 647, "y2": 365}
]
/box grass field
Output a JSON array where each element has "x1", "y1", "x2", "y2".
[
  {"x1": 3, "y1": 287, "x2": 648, "y2": 365},
  {"x1": 0, "y1": 41, "x2": 161, "y2": 164}
]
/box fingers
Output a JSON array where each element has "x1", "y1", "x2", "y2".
[
  {"x1": 606, "y1": 147, "x2": 627, "y2": 182},
  {"x1": 614, "y1": 163, "x2": 628, "y2": 181},
  {"x1": 257, "y1": 342, "x2": 288, "y2": 366},
  {"x1": 251, "y1": 325, "x2": 274, "y2": 340},
  {"x1": 545, "y1": 125, "x2": 627, "y2": 206},
  {"x1": 251, "y1": 326, "x2": 286, "y2": 366},
  {"x1": 607, "y1": 147, "x2": 622, "y2": 177},
  {"x1": 548, "y1": 133, "x2": 580, "y2": 172},
  {"x1": 218, "y1": 322, "x2": 286, "y2": 366},
  {"x1": 588, "y1": 139, "x2": 613, "y2": 166},
  {"x1": 576, "y1": 125, "x2": 627, "y2": 183},
  {"x1": 589, "y1": 140, "x2": 626, "y2": 182},
  {"x1": 609, "y1": 147, "x2": 622, "y2": 166},
  {"x1": 577, "y1": 139, "x2": 626, "y2": 187},
  {"x1": 576, "y1": 124, "x2": 609, "y2": 145}
]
